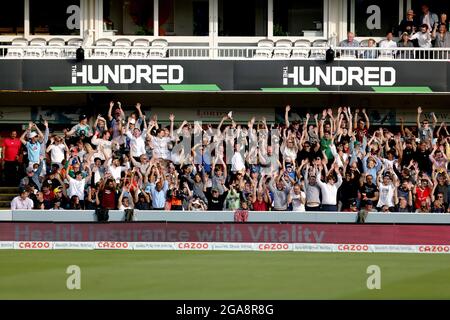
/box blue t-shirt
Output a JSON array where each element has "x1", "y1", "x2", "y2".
[{"x1": 26, "y1": 141, "x2": 41, "y2": 163}]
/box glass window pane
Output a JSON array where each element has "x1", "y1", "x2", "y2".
[
  {"x1": 411, "y1": 0, "x2": 449, "y2": 26},
  {"x1": 30, "y1": 0, "x2": 81, "y2": 35},
  {"x1": 219, "y1": 0, "x2": 267, "y2": 36},
  {"x1": 354, "y1": 0, "x2": 399, "y2": 37},
  {"x1": 103, "y1": 0, "x2": 154, "y2": 36},
  {"x1": 0, "y1": 1, "x2": 24, "y2": 35},
  {"x1": 159, "y1": 0, "x2": 209, "y2": 36},
  {"x1": 273, "y1": 0, "x2": 323, "y2": 37}
]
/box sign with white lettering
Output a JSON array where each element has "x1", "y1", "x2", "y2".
[{"x1": 0, "y1": 60, "x2": 447, "y2": 93}]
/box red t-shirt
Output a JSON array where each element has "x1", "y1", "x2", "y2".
[
  {"x1": 415, "y1": 186, "x2": 431, "y2": 209},
  {"x1": 253, "y1": 200, "x2": 269, "y2": 211},
  {"x1": 2, "y1": 138, "x2": 21, "y2": 161},
  {"x1": 101, "y1": 189, "x2": 117, "y2": 209}
]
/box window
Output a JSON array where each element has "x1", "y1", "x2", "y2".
[
  {"x1": 103, "y1": 0, "x2": 154, "y2": 36},
  {"x1": 354, "y1": 0, "x2": 399, "y2": 37},
  {"x1": 159, "y1": 0, "x2": 209, "y2": 36},
  {"x1": 0, "y1": 1, "x2": 24, "y2": 35},
  {"x1": 273, "y1": 0, "x2": 323, "y2": 37},
  {"x1": 218, "y1": 0, "x2": 267, "y2": 36},
  {"x1": 30, "y1": 0, "x2": 81, "y2": 35}
]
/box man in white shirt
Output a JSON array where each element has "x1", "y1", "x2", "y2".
[
  {"x1": 46, "y1": 136, "x2": 68, "y2": 166},
  {"x1": 127, "y1": 127, "x2": 147, "y2": 159},
  {"x1": 66, "y1": 168, "x2": 91, "y2": 206},
  {"x1": 379, "y1": 32, "x2": 397, "y2": 59},
  {"x1": 410, "y1": 24, "x2": 432, "y2": 48},
  {"x1": 316, "y1": 163, "x2": 343, "y2": 211},
  {"x1": 11, "y1": 189, "x2": 34, "y2": 210}
]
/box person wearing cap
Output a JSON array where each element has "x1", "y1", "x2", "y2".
[
  {"x1": 206, "y1": 186, "x2": 228, "y2": 211},
  {"x1": 398, "y1": 9, "x2": 418, "y2": 36},
  {"x1": 342, "y1": 199, "x2": 359, "y2": 212},
  {"x1": 188, "y1": 196, "x2": 207, "y2": 211},
  {"x1": 53, "y1": 185, "x2": 69, "y2": 209},
  {"x1": 363, "y1": 200, "x2": 377, "y2": 213},
  {"x1": 20, "y1": 122, "x2": 44, "y2": 168},
  {"x1": 64, "y1": 114, "x2": 93, "y2": 142},
  {"x1": 397, "y1": 32, "x2": 414, "y2": 58},
  {"x1": 11, "y1": 188, "x2": 34, "y2": 210}
]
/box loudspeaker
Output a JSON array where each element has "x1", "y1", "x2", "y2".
[
  {"x1": 326, "y1": 48, "x2": 335, "y2": 63},
  {"x1": 76, "y1": 47, "x2": 85, "y2": 62}
]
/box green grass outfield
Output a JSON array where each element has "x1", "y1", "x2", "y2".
[{"x1": 1, "y1": 250, "x2": 450, "y2": 299}]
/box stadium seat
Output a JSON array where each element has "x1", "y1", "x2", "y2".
[
  {"x1": 291, "y1": 39, "x2": 311, "y2": 59},
  {"x1": 25, "y1": 38, "x2": 47, "y2": 58},
  {"x1": 130, "y1": 39, "x2": 150, "y2": 58},
  {"x1": 66, "y1": 38, "x2": 83, "y2": 58},
  {"x1": 5, "y1": 38, "x2": 28, "y2": 58},
  {"x1": 254, "y1": 39, "x2": 274, "y2": 58},
  {"x1": 111, "y1": 38, "x2": 131, "y2": 58},
  {"x1": 149, "y1": 39, "x2": 168, "y2": 58},
  {"x1": 310, "y1": 39, "x2": 328, "y2": 59},
  {"x1": 273, "y1": 39, "x2": 292, "y2": 58},
  {"x1": 91, "y1": 38, "x2": 113, "y2": 58},
  {"x1": 45, "y1": 38, "x2": 65, "y2": 58}
]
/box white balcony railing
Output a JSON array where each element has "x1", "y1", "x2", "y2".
[{"x1": 0, "y1": 45, "x2": 449, "y2": 61}]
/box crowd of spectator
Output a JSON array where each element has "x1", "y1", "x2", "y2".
[
  {"x1": 339, "y1": 5, "x2": 449, "y2": 59},
  {"x1": 3, "y1": 101, "x2": 450, "y2": 214}
]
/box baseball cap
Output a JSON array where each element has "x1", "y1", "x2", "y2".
[
  {"x1": 350, "y1": 199, "x2": 358, "y2": 207},
  {"x1": 29, "y1": 131, "x2": 37, "y2": 139},
  {"x1": 79, "y1": 114, "x2": 87, "y2": 121},
  {"x1": 54, "y1": 187, "x2": 62, "y2": 194},
  {"x1": 365, "y1": 200, "x2": 373, "y2": 206}
]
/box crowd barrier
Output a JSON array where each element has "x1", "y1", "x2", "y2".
[{"x1": 1, "y1": 210, "x2": 450, "y2": 224}]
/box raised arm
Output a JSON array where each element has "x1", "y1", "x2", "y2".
[
  {"x1": 362, "y1": 108, "x2": 370, "y2": 130},
  {"x1": 417, "y1": 106, "x2": 422, "y2": 128},
  {"x1": 285, "y1": 105, "x2": 291, "y2": 128}
]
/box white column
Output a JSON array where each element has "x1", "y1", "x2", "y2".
[
  {"x1": 154, "y1": 0, "x2": 159, "y2": 37},
  {"x1": 24, "y1": 0, "x2": 30, "y2": 37},
  {"x1": 268, "y1": 0, "x2": 273, "y2": 38}
]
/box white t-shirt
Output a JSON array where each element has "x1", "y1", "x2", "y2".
[
  {"x1": 290, "y1": 190, "x2": 306, "y2": 212},
  {"x1": 68, "y1": 176, "x2": 86, "y2": 200},
  {"x1": 377, "y1": 183, "x2": 395, "y2": 208},
  {"x1": 48, "y1": 144, "x2": 66, "y2": 164},
  {"x1": 231, "y1": 152, "x2": 245, "y2": 172}
]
